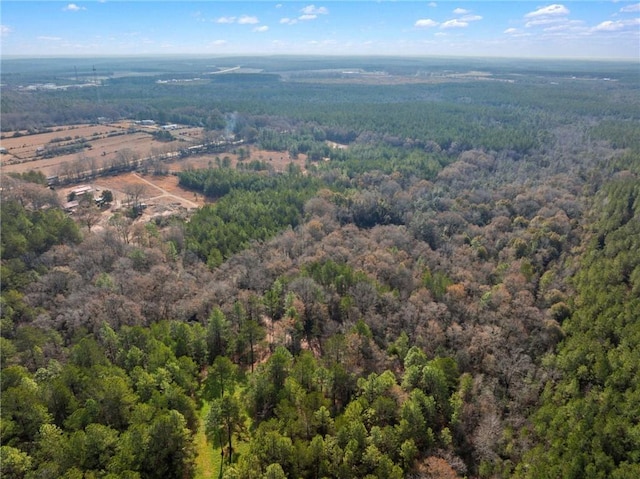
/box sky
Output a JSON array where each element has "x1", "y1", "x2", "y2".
[{"x1": 1, "y1": 1, "x2": 639, "y2": 59}]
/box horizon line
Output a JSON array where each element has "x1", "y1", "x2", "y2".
[{"x1": 2, "y1": 53, "x2": 639, "y2": 63}]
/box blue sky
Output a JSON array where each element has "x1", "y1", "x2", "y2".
[{"x1": 1, "y1": 1, "x2": 639, "y2": 59}]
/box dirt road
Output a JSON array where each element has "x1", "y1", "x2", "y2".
[{"x1": 132, "y1": 173, "x2": 198, "y2": 208}]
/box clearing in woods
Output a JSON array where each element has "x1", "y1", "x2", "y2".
[
  {"x1": 195, "y1": 403, "x2": 217, "y2": 479},
  {"x1": 0, "y1": 122, "x2": 180, "y2": 176},
  {"x1": 2, "y1": 121, "x2": 309, "y2": 219}
]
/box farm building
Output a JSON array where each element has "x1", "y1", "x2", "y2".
[
  {"x1": 63, "y1": 200, "x2": 79, "y2": 213},
  {"x1": 71, "y1": 185, "x2": 93, "y2": 196}
]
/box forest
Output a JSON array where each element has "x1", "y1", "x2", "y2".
[{"x1": 1, "y1": 56, "x2": 639, "y2": 479}]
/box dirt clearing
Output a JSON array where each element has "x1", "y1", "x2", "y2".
[
  {"x1": 3, "y1": 121, "x2": 311, "y2": 226},
  {"x1": 0, "y1": 121, "x2": 201, "y2": 177}
]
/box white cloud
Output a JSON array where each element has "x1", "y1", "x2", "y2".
[
  {"x1": 428, "y1": 2, "x2": 437, "y2": 7},
  {"x1": 415, "y1": 18, "x2": 439, "y2": 28},
  {"x1": 524, "y1": 16, "x2": 568, "y2": 28},
  {"x1": 292, "y1": 5, "x2": 329, "y2": 22},
  {"x1": 593, "y1": 18, "x2": 640, "y2": 31},
  {"x1": 461, "y1": 14, "x2": 482, "y2": 22},
  {"x1": 1, "y1": 24, "x2": 12, "y2": 37},
  {"x1": 210, "y1": 40, "x2": 228, "y2": 46},
  {"x1": 441, "y1": 19, "x2": 468, "y2": 28},
  {"x1": 37, "y1": 36, "x2": 62, "y2": 41},
  {"x1": 543, "y1": 20, "x2": 586, "y2": 33},
  {"x1": 525, "y1": 4, "x2": 569, "y2": 18},
  {"x1": 253, "y1": 25, "x2": 269, "y2": 33},
  {"x1": 592, "y1": 20, "x2": 623, "y2": 32},
  {"x1": 238, "y1": 15, "x2": 260, "y2": 25},
  {"x1": 276, "y1": 3, "x2": 283, "y2": 8},
  {"x1": 215, "y1": 15, "x2": 260, "y2": 25},
  {"x1": 63, "y1": 3, "x2": 85, "y2": 12},
  {"x1": 301, "y1": 5, "x2": 329, "y2": 15},
  {"x1": 525, "y1": 17, "x2": 565, "y2": 28},
  {"x1": 453, "y1": 8, "x2": 470, "y2": 15},
  {"x1": 503, "y1": 29, "x2": 531, "y2": 38},
  {"x1": 280, "y1": 17, "x2": 297, "y2": 25},
  {"x1": 620, "y1": 3, "x2": 640, "y2": 13}
]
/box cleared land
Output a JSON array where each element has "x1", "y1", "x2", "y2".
[
  {"x1": 0, "y1": 122, "x2": 191, "y2": 177},
  {"x1": 2, "y1": 122, "x2": 308, "y2": 224}
]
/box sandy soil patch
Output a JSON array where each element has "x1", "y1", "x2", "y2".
[{"x1": 97, "y1": 173, "x2": 206, "y2": 209}]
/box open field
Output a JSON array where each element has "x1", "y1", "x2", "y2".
[
  {"x1": 1, "y1": 121, "x2": 303, "y2": 177},
  {"x1": 81, "y1": 172, "x2": 204, "y2": 210},
  {"x1": 0, "y1": 122, "x2": 199, "y2": 177},
  {"x1": 2, "y1": 122, "x2": 309, "y2": 225},
  {"x1": 51, "y1": 152, "x2": 307, "y2": 230},
  {"x1": 177, "y1": 147, "x2": 302, "y2": 173},
  {"x1": 56, "y1": 145, "x2": 306, "y2": 210}
]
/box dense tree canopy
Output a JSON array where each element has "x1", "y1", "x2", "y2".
[
  {"x1": 1, "y1": 57, "x2": 639, "y2": 478},
  {"x1": 517, "y1": 177, "x2": 640, "y2": 479}
]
